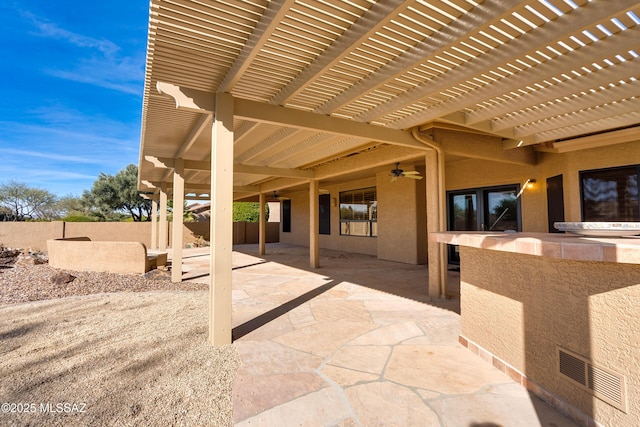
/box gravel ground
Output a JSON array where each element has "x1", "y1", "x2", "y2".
[
  {"x1": 0, "y1": 263, "x2": 239, "y2": 426},
  {"x1": 0, "y1": 263, "x2": 207, "y2": 306}
]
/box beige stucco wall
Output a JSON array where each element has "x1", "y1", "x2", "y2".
[
  {"x1": 459, "y1": 246, "x2": 640, "y2": 426},
  {"x1": 445, "y1": 139, "x2": 640, "y2": 232},
  {"x1": 376, "y1": 168, "x2": 427, "y2": 264},
  {"x1": 1, "y1": 220, "x2": 279, "y2": 251},
  {"x1": 0, "y1": 221, "x2": 64, "y2": 251},
  {"x1": 279, "y1": 174, "x2": 428, "y2": 264}
]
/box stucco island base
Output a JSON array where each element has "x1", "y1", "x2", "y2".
[{"x1": 454, "y1": 244, "x2": 640, "y2": 427}]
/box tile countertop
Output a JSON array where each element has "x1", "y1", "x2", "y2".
[{"x1": 431, "y1": 232, "x2": 640, "y2": 265}]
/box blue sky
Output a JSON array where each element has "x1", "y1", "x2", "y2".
[{"x1": 0, "y1": 1, "x2": 149, "y2": 197}]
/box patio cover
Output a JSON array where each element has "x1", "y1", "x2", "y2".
[{"x1": 137, "y1": 0, "x2": 640, "y2": 344}]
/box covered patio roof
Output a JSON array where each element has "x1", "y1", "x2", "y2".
[
  {"x1": 138, "y1": 0, "x2": 639, "y2": 197},
  {"x1": 137, "y1": 0, "x2": 640, "y2": 345}
]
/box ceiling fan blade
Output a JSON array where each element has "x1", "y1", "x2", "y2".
[
  {"x1": 404, "y1": 175, "x2": 423, "y2": 180},
  {"x1": 391, "y1": 176, "x2": 398, "y2": 182},
  {"x1": 403, "y1": 171, "x2": 420, "y2": 175}
]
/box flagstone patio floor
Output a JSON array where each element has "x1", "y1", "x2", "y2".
[{"x1": 175, "y1": 243, "x2": 577, "y2": 427}]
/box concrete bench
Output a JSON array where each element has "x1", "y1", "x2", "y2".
[{"x1": 47, "y1": 237, "x2": 166, "y2": 274}]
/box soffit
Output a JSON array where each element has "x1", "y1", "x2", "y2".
[{"x1": 139, "y1": 0, "x2": 640, "y2": 196}]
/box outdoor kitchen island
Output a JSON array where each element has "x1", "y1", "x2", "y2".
[{"x1": 432, "y1": 231, "x2": 640, "y2": 427}]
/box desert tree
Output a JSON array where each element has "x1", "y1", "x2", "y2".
[
  {"x1": 84, "y1": 164, "x2": 151, "y2": 221},
  {"x1": 0, "y1": 181, "x2": 58, "y2": 221}
]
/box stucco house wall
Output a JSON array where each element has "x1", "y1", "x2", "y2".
[
  {"x1": 279, "y1": 171, "x2": 429, "y2": 265},
  {"x1": 280, "y1": 135, "x2": 639, "y2": 264},
  {"x1": 376, "y1": 168, "x2": 427, "y2": 264},
  {"x1": 445, "y1": 139, "x2": 640, "y2": 231},
  {"x1": 279, "y1": 177, "x2": 379, "y2": 257}
]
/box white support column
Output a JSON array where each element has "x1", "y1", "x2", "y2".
[
  {"x1": 309, "y1": 179, "x2": 319, "y2": 268},
  {"x1": 425, "y1": 151, "x2": 446, "y2": 299},
  {"x1": 150, "y1": 196, "x2": 158, "y2": 250},
  {"x1": 171, "y1": 159, "x2": 185, "y2": 283},
  {"x1": 159, "y1": 184, "x2": 168, "y2": 251},
  {"x1": 259, "y1": 191, "x2": 266, "y2": 256},
  {"x1": 210, "y1": 92, "x2": 234, "y2": 346}
]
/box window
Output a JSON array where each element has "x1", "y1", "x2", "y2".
[
  {"x1": 319, "y1": 194, "x2": 330, "y2": 235},
  {"x1": 580, "y1": 165, "x2": 639, "y2": 221},
  {"x1": 339, "y1": 187, "x2": 377, "y2": 237},
  {"x1": 282, "y1": 199, "x2": 291, "y2": 232}
]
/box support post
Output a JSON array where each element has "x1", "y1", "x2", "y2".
[
  {"x1": 209, "y1": 92, "x2": 234, "y2": 346},
  {"x1": 159, "y1": 184, "x2": 168, "y2": 251},
  {"x1": 259, "y1": 192, "x2": 266, "y2": 256},
  {"x1": 171, "y1": 159, "x2": 185, "y2": 283},
  {"x1": 150, "y1": 196, "x2": 158, "y2": 250},
  {"x1": 425, "y1": 151, "x2": 446, "y2": 298},
  {"x1": 309, "y1": 179, "x2": 319, "y2": 268}
]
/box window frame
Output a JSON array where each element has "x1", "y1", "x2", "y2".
[
  {"x1": 319, "y1": 193, "x2": 331, "y2": 235},
  {"x1": 579, "y1": 164, "x2": 640, "y2": 222},
  {"x1": 339, "y1": 187, "x2": 377, "y2": 237},
  {"x1": 282, "y1": 199, "x2": 291, "y2": 233}
]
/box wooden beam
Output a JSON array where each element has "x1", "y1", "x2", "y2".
[
  {"x1": 234, "y1": 97, "x2": 429, "y2": 151},
  {"x1": 314, "y1": 145, "x2": 429, "y2": 181},
  {"x1": 144, "y1": 156, "x2": 209, "y2": 171},
  {"x1": 234, "y1": 164, "x2": 314, "y2": 179},
  {"x1": 234, "y1": 185, "x2": 260, "y2": 193},
  {"x1": 145, "y1": 181, "x2": 211, "y2": 192},
  {"x1": 439, "y1": 136, "x2": 538, "y2": 165},
  {"x1": 155, "y1": 84, "x2": 429, "y2": 151},
  {"x1": 550, "y1": 126, "x2": 640, "y2": 153},
  {"x1": 176, "y1": 114, "x2": 212, "y2": 158},
  {"x1": 218, "y1": 0, "x2": 295, "y2": 92},
  {"x1": 156, "y1": 81, "x2": 214, "y2": 114}
]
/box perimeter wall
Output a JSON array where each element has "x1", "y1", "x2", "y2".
[{"x1": 0, "y1": 221, "x2": 279, "y2": 251}]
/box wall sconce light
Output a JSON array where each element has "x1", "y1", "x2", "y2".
[{"x1": 516, "y1": 178, "x2": 536, "y2": 199}]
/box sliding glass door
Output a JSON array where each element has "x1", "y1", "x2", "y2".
[
  {"x1": 450, "y1": 192, "x2": 478, "y2": 231},
  {"x1": 447, "y1": 185, "x2": 520, "y2": 263},
  {"x1": 484, "y1": 188, "x2": 519, "y2": 232}
]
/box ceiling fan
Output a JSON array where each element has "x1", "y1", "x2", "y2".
[
  {"x1": 268, "y1": 191, "x2": 280, "y2": 201},
  {"x1": 390, "y1": 162, "x2": 423, "y2": 182}
]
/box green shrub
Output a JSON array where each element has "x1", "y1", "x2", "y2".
[
  {"x1": 61, "y1": 215, "x2": 98, "y2": 222},
  {"x1": 232, "y1": 202, "x2": 269, "y2": 222}
]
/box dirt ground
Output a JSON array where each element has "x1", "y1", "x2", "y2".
[{"x1": 0, "y1": 290, "x2": 238, "y2": 426}]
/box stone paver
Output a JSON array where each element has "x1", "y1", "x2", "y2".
[{"x1": 177, "y1": 244, "x2": 578, "y2": 427}]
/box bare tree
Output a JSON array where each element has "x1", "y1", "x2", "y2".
[{"x1": 0, "y1": 181, "x2": 58, "y2": 221}]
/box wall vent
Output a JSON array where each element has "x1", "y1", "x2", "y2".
[{"x1": 557, "y1": 347, "x2": 627, "y2": 413}]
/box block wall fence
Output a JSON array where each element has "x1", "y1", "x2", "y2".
[{"x1": 0, "y1": 221, "x2": 279, "y2": 251}]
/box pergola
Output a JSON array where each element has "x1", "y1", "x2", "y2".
[{"x1": 138, "y1": 0, "x2": 640, "y2": 345}]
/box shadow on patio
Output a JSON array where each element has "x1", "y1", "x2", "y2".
[{"x1": 173, "y1": 244, "x2": 578, "y2": 426}]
